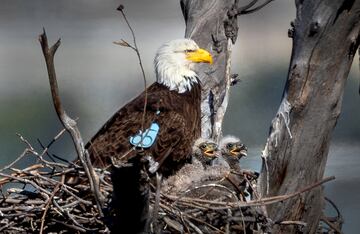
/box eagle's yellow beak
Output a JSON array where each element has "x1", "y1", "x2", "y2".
[{"x1": 186, "y1": 48, "x2": 213, "y2": 64}]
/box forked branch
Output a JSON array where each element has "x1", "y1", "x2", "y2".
[{"x1": 38, "y1": 29, "x2": 105, "y2": 216}]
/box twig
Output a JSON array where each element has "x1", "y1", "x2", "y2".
[
  {"x1": 325, "y1": 196, "x2": 342, "y2": 220},
  {"x1": 152, "y1": 173, "x2": 162, "y2": 233},
  {"x1": 0, "y1": 221, "x2": 15, "y2": 232},
  {"x1": 0, "y1": 148, "x2": 31, "y2": 172},
  {"x1": 50, "y1": 218, "x2": 87, "y2": 233},
  {"x1": 187, "y1": 214, "x2": 226, "y2": 234},
  {"x1": 277, "y1": 220, "x2": 307, "y2": 226},
  {"x1": 38, "y1": 29, "x2": 104, "y2": 216},
  {"x1": 17, "y1": 133, "x2": 69, "y2": 169},
  {"x1": 164, "y1": 176, "x2": 335, "y2": 209},
  {"x1": 321, "y1": 197, "x2": 344, "y2": 234},
  {"x1": 39, "y1": 178, "x2": 62, "y2": 234},
  {"x1": 37, "y1": 128, "x2": 67, "y2": 163},
  {"x1": 320, "y1": 216, "x2": 343, "y2": 234},
  {"x1": 185, "y1": 218, "x2": 203, "y2": 234},
  {"x1": 116, "y1": 5, "x2": 148, "y2": 133},
  {"x1": 244, "y1": 175, "x2": 268, "y2": 217},
  {"x1": 0, "y1": 172, "x2": 51, "y2": 198}
]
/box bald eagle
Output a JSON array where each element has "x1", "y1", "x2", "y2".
[
  {"x1": 162, "y1": 137, "x2": 228, "y2": 194},
  {"x1": 192, "y1": 138, "x2": 219, "y2": 167},
  {"x1": 219, "y1": 135, "x2": 247, "y2": 172},
  {"x1": 86, "y1": 39, "x2": 212, "y2": 176},
  {"x1": 91, "y1": 39, "x2": 213, "y2": 233}
]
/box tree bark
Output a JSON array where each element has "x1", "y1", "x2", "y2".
[
  {"x1": 260, "y1": 0, "x2": 360, "y2": 233},
  {"x1": 181, "y1": 0, "x2": 274, "y2": 141},
  {"x1": 180, "y1": 0, "x2": 236, "y2": 142}
]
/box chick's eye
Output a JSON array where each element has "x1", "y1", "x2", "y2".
[
  {"x1": 227, "y1": 143, "x2": 233, "y2": 148},
  {"x1": 200, "y1": 144, "x2": 207, "y2": 149}
]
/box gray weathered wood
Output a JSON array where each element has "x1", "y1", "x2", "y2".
[
  {"x1": 181, "y1": 0, "x2": 236, "y2": 142},
  {"x1": 181, "y1": 0, "x2": 274, "y2": 142},
  {"x1": 260, "y1": 0, "x2": 360, "y2": 233}
]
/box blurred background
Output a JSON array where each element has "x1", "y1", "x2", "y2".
[{"x1": 0, "y1": 0, "x2": 359, "y2": 232}]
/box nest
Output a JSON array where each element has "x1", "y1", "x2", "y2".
[
  {"x1": 149, "y1": 178, "x2": 269, "y2": 233},
  {"x1": 0, "y1": 133, "x2": 263, "y2": 234},
  {"x1": 0, "y1": 133, "x2": 343, "y2": 233},
  {"x1": 0, "y1": 134, "x2": 112, "y2": 233},
  {"x1": 148, "y1": 158, "x2": 268, "y2": 233}
]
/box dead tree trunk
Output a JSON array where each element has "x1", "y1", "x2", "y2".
[
  {"x1": 260, "y1": 0, "x2": 360, "y2": 233},
  {"x1": 181, "y1": 0, "x2": 235, "y2": 142},
  {"x1": 181, "y1": 0, "x2": 274, "y2": 142}
]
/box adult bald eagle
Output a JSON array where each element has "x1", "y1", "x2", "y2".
[
  {"x1": 86, "y1": 39, "x2": 212, "y2": 176},
  {"x1": 90, "y1": 39, "x2": 213, "y2": 233}
]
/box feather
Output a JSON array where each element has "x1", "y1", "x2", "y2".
[{"x1": 86, "y1": 82, "x2": 201, "y2": 176}]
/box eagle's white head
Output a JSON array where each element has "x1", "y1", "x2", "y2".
[{"x1": 154, "y1": 39, "x2": 213, "y2": 93}]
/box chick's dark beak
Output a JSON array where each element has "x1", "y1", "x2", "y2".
[{"x1": 230, "y1": 144, "x2": 248, "y2": 158}]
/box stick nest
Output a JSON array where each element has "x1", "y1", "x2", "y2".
[{"x1": 0, "y1": 133, "x2": 343, "y2": 233}]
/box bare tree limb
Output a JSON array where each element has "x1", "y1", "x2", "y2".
[
  {"x1": 39, "y1": 178, "x2": 62, "y2": 234},
  {"x1": 38, "y1": 29, "x2": 104, "y2": 216},
  {"x1": 230, "y1": 0, "x2": 257, "y2": 16},
  {"x1": 239, "y1": 0, "x2": 274, "y2": 15},
  {"x1": 228, "y1": 0, "x2": 275, "y2": 17},
  {"x1": 115, "y1": 5, "x2": 148, "y2": 133}
]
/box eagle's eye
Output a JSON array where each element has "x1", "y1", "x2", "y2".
[
  {"x1": 200, "y1": 144, "x2": 207, "y2": 149},
  {"x1": 227, "y1": 143, "x2": 233, "y2": 148},
  {"x1": 185, "y1": 49, "x2": 196, "y2": 53}
]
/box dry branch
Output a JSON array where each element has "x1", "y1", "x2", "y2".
[
  {"x1": 38, "y1": 29, "x2": 104, "y2": 216},
  {"x1": 115, "y1": 5, "x2": 148, "y2": 134}
]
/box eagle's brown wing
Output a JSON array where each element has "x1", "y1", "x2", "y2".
[
  {"x1": 86, "y1": 83, "x2": 193, "y2": 175},
  {"x1": 150, "y1": 110, "x2": 193, "y2": 175}
]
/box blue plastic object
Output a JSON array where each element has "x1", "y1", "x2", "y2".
[{"x1": 129, "y1": 122, "x2": 160, "y2": 148}]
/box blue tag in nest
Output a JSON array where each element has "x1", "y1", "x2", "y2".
[{"x1": 129, "y1": 122, "x2": 160, "y2": 148}]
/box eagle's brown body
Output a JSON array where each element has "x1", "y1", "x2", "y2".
[{"x1": 86, "y1": 81, "x2": 201, "y2": 176}]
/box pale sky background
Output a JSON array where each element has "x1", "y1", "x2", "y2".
[{"x1": 0, "y1": 0, "x2": 359, "y2": 232}]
